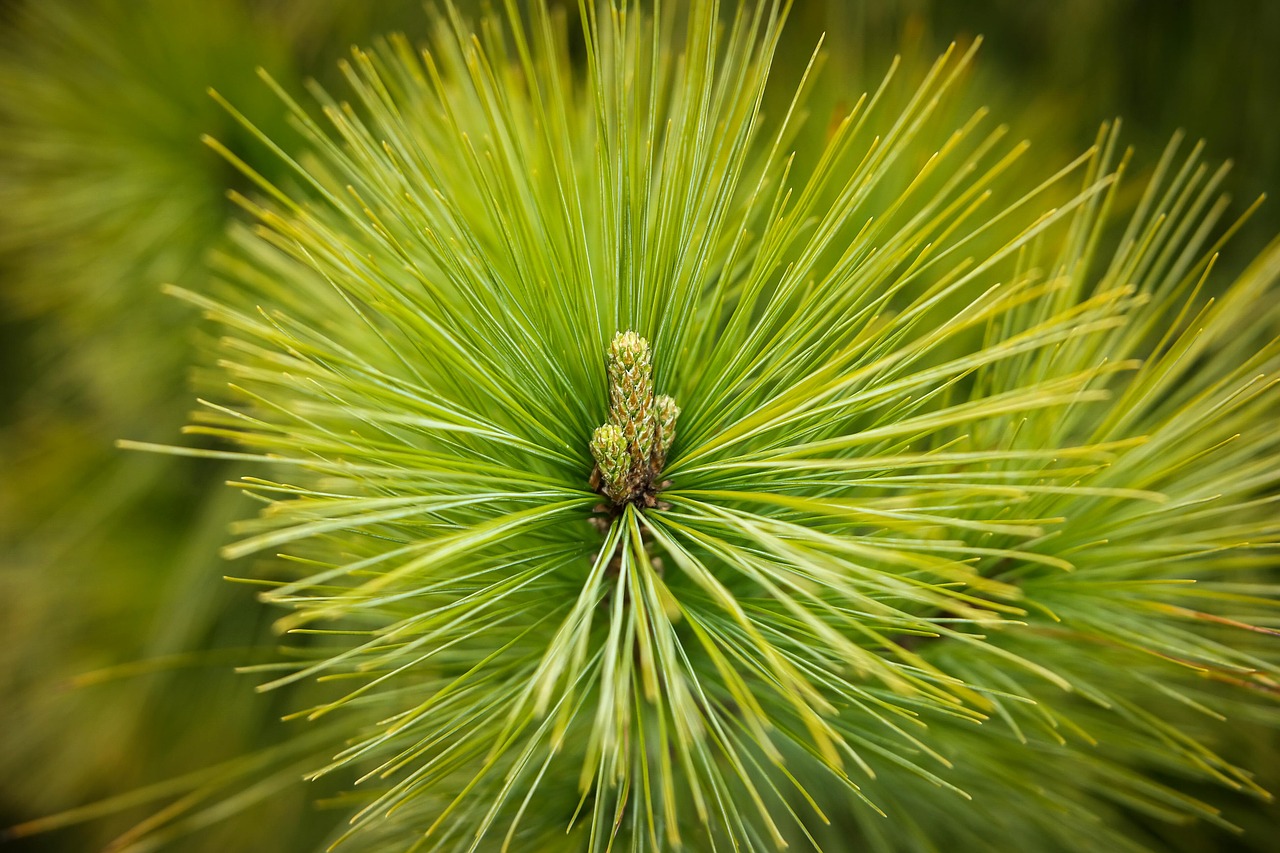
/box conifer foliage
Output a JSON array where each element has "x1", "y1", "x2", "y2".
[{"x1": 108, "y1": 1, "x2": 1280, "y2": 850}]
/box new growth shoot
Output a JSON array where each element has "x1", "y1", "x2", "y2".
[{"x1": 590, "y1": 331, "x2": 680, "y2": 508}]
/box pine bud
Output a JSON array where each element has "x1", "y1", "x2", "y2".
[
  {"x1": 590, "y1": 423, "x2": 629, "y2": 500},
  {"x1": 593, "y1": 331, "x2": 678, "y2": 505},
  {"x1": 607, "y1": 330, "x2": 655, "y2": 467},
  {"x1": 651, "y1": 394, "x2": 680, "y2": 472}
]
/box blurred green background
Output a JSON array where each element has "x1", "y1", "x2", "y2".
[{"x1": 1, "y1": 1, "x2": 1277, "y2": 850}]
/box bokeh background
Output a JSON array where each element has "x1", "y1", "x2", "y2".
[{"x1": 1, "y1": 1, "x2": 1278, "y2": 850}]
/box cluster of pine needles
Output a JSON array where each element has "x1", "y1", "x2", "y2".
[{"x1": 5, "y1": 1, "x2": 1280, "y2": 851}]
